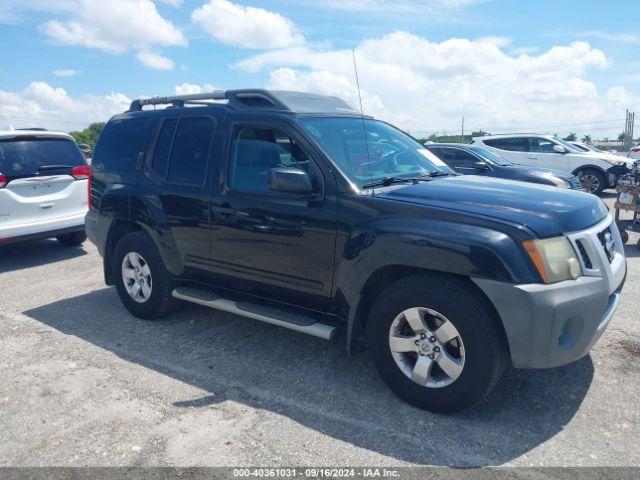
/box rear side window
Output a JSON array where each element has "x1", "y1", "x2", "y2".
[
  {"x1": 151, "y1": 118, "x2": 178, "y2": 177},
  {"x1": 93, "y1": 117, "x2": 148, "y2": 171},
  {"x1": 0, "y1": 137, "x2": 84, "y2": 176},
  {"x1": 167, "y1": 118, "x2": 214, "y2": 185},
  {"x1": 484, "y1": 138, "x2": 527, "y2": 152}
]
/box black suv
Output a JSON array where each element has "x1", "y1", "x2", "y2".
[{"x1": 87, "y1": 90, "x2": 626, "y2": 413}]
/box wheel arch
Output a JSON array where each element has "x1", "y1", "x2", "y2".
[
  {"x1": 572, "y1": 164, "x2": 607, "y2": 176},
  {"x1": 346, "y1": 266, "x2": 510, "y2": 359}
]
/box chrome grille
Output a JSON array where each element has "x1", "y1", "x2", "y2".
[
  {"x1": 576, "y1": 240, "x2": 593, "y2": 269},
  {"x1": 597, "y1": 227, "x2": 615, "y2": 263}
]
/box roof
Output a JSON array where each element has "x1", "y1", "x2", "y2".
[
  {"x1": 425, "y1": 143, "x2": 476, "y2": 148},
  {"x1": 472, "y1": 133, "x2": 554, "y2": 140},
  {"x1": 0, "y1": 130, "x2": 75, "y2": 141},
  {"x1": 127, "y1": 89, "x2": 361, "y2": 116}
]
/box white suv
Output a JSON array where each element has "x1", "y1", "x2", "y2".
[
  {"x1": 630, "y1": 142, "x2": 640, "y2": 160},
  {"x1": 472, "y1": 134, "x2": 633, "y2": 194},
  {"x1": 0, "y1": 130, "x2": 90, "y2": 246}
]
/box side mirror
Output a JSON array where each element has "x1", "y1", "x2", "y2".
[
  {"x1": 553, "y1": 144, "x2": 567, "y2": 154},
  {"x1": 267, "y1": 167, "x2": 314, "y2": 194},
  {"x1": 472, "y1": 160, "x2": 489, "y2": 170}
]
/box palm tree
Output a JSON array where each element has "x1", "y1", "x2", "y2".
[
  {"x1": 563, "y1": 132, "x2": 577, "y2": 141},
  {"x1": 618, "y1": 132, "x2": 627, "y2": 142},
  {"x1": 581, "y1": 134, "x2": 592, "y2": 144}
]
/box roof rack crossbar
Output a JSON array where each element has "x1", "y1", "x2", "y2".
[{"x1": 128, "y1": 89, "x2": 291, "y2": 112}]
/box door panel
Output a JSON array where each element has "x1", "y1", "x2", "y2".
[
  {"x1": 208, "y1": 121, "x2": 338, "y2": 310},
  {"x1": 138, "y1": 115, "x2": 217, "y2": 277},
  {"x1": 527, "y1": 138, "x2": 568, "y2": 170}
]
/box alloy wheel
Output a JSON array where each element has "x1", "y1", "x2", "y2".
[
  {"x1": 388, "y1": 307, "x2": 465, "y2": 388},
  {"x1": 121, "y1": 252, "x2": 152, "y2": 303}
]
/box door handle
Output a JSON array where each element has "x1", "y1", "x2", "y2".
[
  {"x1": 211, "y1": 204, "x2": 235, "y2": 218},
  {"x1": 528, "y1": 156, "x2": 537, "y2": 160}
]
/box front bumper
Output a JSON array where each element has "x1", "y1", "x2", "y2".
[
  {"x1": 472, "y1": 276, "x2": 623, "y2": 368},
  {"x1": 473, "y1": 213, "x2": 626, "y2": 369},
  {"x1": 606, "y1": 164, "x2": 630, "y2": 187}
]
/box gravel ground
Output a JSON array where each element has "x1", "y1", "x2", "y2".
[{"x1": 1, "y1": 196, "x2": 639, "y2": 467}]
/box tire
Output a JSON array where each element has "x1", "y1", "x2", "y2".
[
  {"x1": 577, "y1": 169, "x2": 606, "y2": 195},
  {"x1": 366, "y1": 274, "x2": 508, "y2": 414},
  {"x1": 56, "y1": 231, "x2": 87, "y2": 247},
  {"x1": 112, "y1": 231, "x2": 177, "y2": 319},
  {"x1": 620, "y1": 230, "x2": 629, "y2": 245}
]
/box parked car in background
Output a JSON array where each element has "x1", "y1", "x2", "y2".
[
  {"x1": 86, "y1": 89, "x2": 626, "y2": 414},
  {"x1": 0, "y1": 130, "x2": 90, "y2": 246},
  {"x1": 630, "y1": 142, "x2": 640, "y2": 160},
  {"x1": 472, "y1": 134, "x2": 631, "y2": 194},
  {"x1": 425, "y1": 143, "x2": 583, "y2": 190}
]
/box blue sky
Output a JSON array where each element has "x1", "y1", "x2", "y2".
[{"x1": 1, "y1": 0, "x2": 639, "y2": 138}]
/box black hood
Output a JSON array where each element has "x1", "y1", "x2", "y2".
[
  {"x1": 492, "y1": 163, "x2": 575, "y2": 185},
  {"x1": 376, "y1": 175, "x2": 607, "y2": 238}
]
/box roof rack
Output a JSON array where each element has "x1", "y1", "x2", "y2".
[
  {"x1": 128, "y1": 89, "x2": 360, "y2": 116},
  {"x1": 128, "y1": 89, "x2": 290, "y2": 112}
]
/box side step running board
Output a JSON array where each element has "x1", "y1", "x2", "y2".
[{"x1": 172, "y1": 286, "x2": 337, "y2": 340}]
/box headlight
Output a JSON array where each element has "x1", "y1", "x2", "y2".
[
  {"x1": 600, "y1": 157, "x2": 626, "y2": 167},
  {"x1": 523, "y1": 236, "x2": 582, "y2": 283},
  {"x1": 548, "y1": 176, "x2": 571, "y2": 188}
]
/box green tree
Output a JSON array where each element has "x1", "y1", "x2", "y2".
[
  {"x1": 617, "y1": 132, "x2": 627, "y2": 142},
  {"x1": 563, "y1": 132, "x2": 577, "y2": 141},
  {"x1": 69, "y1": 122, "x2": 105, "y2": 149},
  {"x1": 581, "y1": 134, "x2": 591, "y2": 143}
]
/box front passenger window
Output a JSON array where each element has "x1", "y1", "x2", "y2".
[{"x1": 230, "y1": 127, "x2": 309, "y2": 192}]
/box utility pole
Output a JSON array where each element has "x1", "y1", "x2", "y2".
[
  {"x1": 461, "y1": 116, "x2": 465, "y2": 144},
  {"x1": 623, "y1": 110, "x2": 636, "y2": 150}
]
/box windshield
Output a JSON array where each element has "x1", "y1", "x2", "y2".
[
  {"x1": 300, "y1": 117, "x2": 453, "y2": 187},
  {"x1": 0, "y1": 137, "x2": 85, "y2": 177},
  {"x1": 585, "y1": 144, "x2": 605, "y2": 153},
  {"x1": 554, "y1": 138, "x2": 581, "y2": 152},
  {"x1": 468, "y1": 145, "x2": 512, "y2": 166}
]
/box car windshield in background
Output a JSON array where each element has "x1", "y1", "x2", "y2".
[
  {"x1": 585, "y1": 144, "x2": 605, "y2": 153},
  {"x1": 554, "y1": 138, "x2": 581, "y2": 152},
  {"x1": 300, "y1": 117, "x2": 453, "y2": 187},
  {"x1": 468, "y1": 145, "x2": 512, "y2": 166},
  {"x1": 0, "y1": 137, "x2": 84, "y2": 177}
]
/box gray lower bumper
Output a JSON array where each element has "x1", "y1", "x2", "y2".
[{"x1": 472, "y1": 276, "x2": 623, "y2": 369}]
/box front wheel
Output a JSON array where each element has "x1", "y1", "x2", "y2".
[
  {"x1": 366, "y1": 274, "x2": 508, "y2": 413},
  {"x1": 578, "y1": 169, "x2": 606, "y2": 195}
]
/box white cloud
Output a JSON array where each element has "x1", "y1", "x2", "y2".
[
  {"x1": 173, "y1": 82, "x2": 221, "y2": 95},
  {"x1": 577, "y1": 30, "x2": 640, "y2": 44},
  {"x1": 53, "y1": 68, "x2": 81, "y2": 77},
  {"x1": 320, "y1": 0, "x2": 488, "y2": 13},
  {"x1": 39, "y1": 0, "x2": 185, "y2": 69},
  {"x1": 236, "y1": 31, "x2": 637, "y2": 137},
  {"x1": 137, "y1": 50, "x2": 175, "y2": 70},
  {"x1": 191, "y1": 0, "x2": 304, "y2": 49},
  {"x1": 0, "y1": 82, "x2": 130, "y2": 131}
]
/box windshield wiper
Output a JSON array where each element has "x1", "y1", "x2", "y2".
[{"x1": 362, "y1": 171, "x2": 453, "y2": 189}]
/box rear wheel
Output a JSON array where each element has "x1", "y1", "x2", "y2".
[
  {"x1": 113, "y1": 232, "x2": 177, "y2": 319},
  {"x1": 56, "y1": 231, "x2": 87, "y2": 247},
  {"x1": 578, "y1": 169, "x2": 606, "y2": 195},
  {"x1": 366, "y1": 274, "x2": 507, "y2": 413}
]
